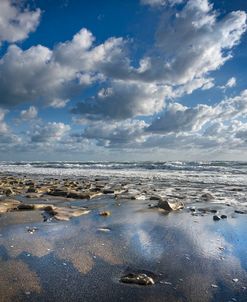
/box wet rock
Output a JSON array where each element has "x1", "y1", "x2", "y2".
[
  {"x1": 99, "y1": 211, "x2": 111, "y2": 216},
  {"x1": 42, "y1": 205, "x2": 90, "y2": 221},
  {"x1": 47, "y1": 188, "x2": 69, "y2": 197},
  {"x1": 221, "y1": 214, "x2": 227, "y2": 219},
  {"x1": 0, "y1": 199, "x2": 21, "y2": 213},
  {"x1": 17, "y1": 204, "x2": 35, "y2": 211},
  {"x1": 52, "y1": 207, "x2": 90, "y2": 221},
  {"x1": 150, "y1": 195, "x2": 162, "y2": 201},
  {"x1": 120, "y1": 273, "x2": 155, "y2": 286},
  {"x1": 102, "y1": 189, "x2": 115, "y2": 194},
  {"x1": 235, "y1": 210, "x2": 247, "y2": 214},
  {"x1": 4, "y1": 187, "x2": 14, "y2": 196},
  {"x1": 27, "y1": 187, "x2": 37, "y2": 193},
  {"x1": 158, "y1": 199, "x2": 184, "y2": 211},
  {"x1": 198, "y1": 208, "x2": 217, "y2": 214},
  {"x1": 213, "y1": 215, "x2": 221, "y2": 221},
  {"x1": 201, "y1": 193, "x2": 214, "y2": 201},
  {"x1": 67, "y1": 191, "x2": 90, "y2": 199}
]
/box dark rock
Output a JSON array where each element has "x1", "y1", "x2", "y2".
[
  {"x1": 221, "y1": 214, "x2": 227, "y2": 219},
  {"x1": 99, "y1": 211, "x2": 111, "y2": 216},
  {"x1": 17, "y1": 204, "x2": 35, "y2": 211},
  {"x1": 150, "y1": 195, "x2": 162, "y2": 201},
  {"x1": 201, "y1": 193, "x2": 214, "y2": 201},
  {"x1": 235, "y1": 210, "x2": 246, "y2": 214},
  {"x1": 213, "y1": 215, "x2": 221, "y2": 221},
  {"x1": 120, "y1": 273, "x2": 154, "y2": 286},
  {"x1": 102, "y1": 189, "x2": 115, "y2": 194}
]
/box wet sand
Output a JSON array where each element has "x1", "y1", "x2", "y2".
[{"x1": 0, "y1": 175, "x2": 247, "y2": 302}]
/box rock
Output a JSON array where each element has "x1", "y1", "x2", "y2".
[
  {"x1": 42, "y1": 205, "x2": 90, "y2": 221},
  {"x1": 201, "y1": 193, "x2": 214, "y2": 201},
  {"x1": 47, "y1": 188, "x2": 69, "y2": 197},
  {"x1": 4, "y1": 187, "x2": 14, "y2": 196},
  {"x1": 102, "y1": 189, "x2": 115, "y2": 194},
  {"x1": 211, "y1": 284, "x2": 218, "y2": 288},
  {"x1": 158, "y1": 199, "x2": 184, "y2": 211},
  {"x1": 27, "y1": 187, "x2": 37, "y2": 193},
  {"x1": 0, "y1": 199, "x2": 21, "y2": 213},
  {"x1": 150, "y1": 195, "x2": 162, "y2": 201},
  {"x1": 17, "y1": 204, "x2": 35, "y2": 211},
  {"x1": 213, "y1": 215, "x2": 221, "y2": 221},
  {"x1": 99, "y1": 211, "x2": 111, "y2": 216},
  {"x1": 67, "y1": 191, "x2": 90, "y2": 199},
  {"x1": 235, "y1": 210, "x2": 247, "y2": 214},
  {"x1": 221, "y1": 214, "x2": 227, "y2": 219},
  {"x1": 120, "y1": 273, "x2": 155, "y2": 286}
]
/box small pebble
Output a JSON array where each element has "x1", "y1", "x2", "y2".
[
  {"x1": 232, "y1": 278, "x2": 238, "y2": 283},
  {"x1": 211, "y1": 284, "x2": 218, "y2": 288},
  {"x1": 221, "y1": 215, "x2": 227, "y2": 219},
  {"x1": 99, "y1": 211, "x2": 111, "y2": 216}
]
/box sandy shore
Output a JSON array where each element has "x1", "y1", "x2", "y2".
[{"x1": 0, "y1": 174, "x2": 247, "y2": 302}]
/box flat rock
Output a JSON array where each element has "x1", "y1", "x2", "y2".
[{"x1": 0, "y1": 199, "x2": 21, "y2": 213}]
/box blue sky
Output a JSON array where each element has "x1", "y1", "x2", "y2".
[{"x1": 0, "y1": 0, "x2": 247, "y2": 161}]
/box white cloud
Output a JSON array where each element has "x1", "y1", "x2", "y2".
[
  {"x1": 30, "y1": 122, "x2": 70, "y2": 143},
  {"x1": 0, "y1": 29, "x2": 125, "y2": 108},
  {"x1": 148, "y1": 90, "x2": 247, "y2": 134},
  {"x1": 141, "y1": 0, "x2": 183, "y2": 7},
  {"x1": 134, "y1": 0, "x2": 247, "y2": 86},
  {"x1": 0, "y1": 108, "x2": 8, "y2": 134},
  {"x1": 0, "y1": 0, "x2": 41, "y2": 44},
  {"x1": 219, "y1": 77, "x2": 237, "y2": 90},
  {"x1": 71, "y1": 80, "x2": 172, "y2": 120},
  {"x1": 78, "y1": 119, "x2": 148, "y2": 147},
  {"x1": 20, "y1": 106, "x2": 38, "y2": 121}
]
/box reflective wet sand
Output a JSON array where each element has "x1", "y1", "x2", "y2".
[{"x1": 0, "y1": 193, "x2": 246, "y2": 302}]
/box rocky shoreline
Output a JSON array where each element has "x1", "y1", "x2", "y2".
[{"x1": 0, "y1": 173, "x2": 247, "y2": 301}]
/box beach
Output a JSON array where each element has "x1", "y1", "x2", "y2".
[{"x1": 0, "y1": 162, "x2": 247, "y2": 302}]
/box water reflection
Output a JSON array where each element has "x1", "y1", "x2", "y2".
[{"x1": 0, "y1": 197, "x2": 246, "y2": 301}]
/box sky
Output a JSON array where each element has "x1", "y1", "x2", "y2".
[{"x1": 0, "y1": 0, "x2": 247, "y2": 161}]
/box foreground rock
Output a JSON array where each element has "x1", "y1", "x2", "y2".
[
  {"x1": 42, "y1": 206, "x2": 90, "y2": 221},
  {"x1": 0, "y1": 199, "x2": 21, "y2": 213},
  {"x1": 157, "y1": 199, "x2": 184, "y2": 211},
  {"x1": 120, "y1": 273, "x2": 155, "y2": 286},
  {"x1": 0, "y1": 198, "x2": 90, "y2": 221}
]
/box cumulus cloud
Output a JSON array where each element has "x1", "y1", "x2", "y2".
[
  {"x1": 133, "y1": 0, "x2": 247, "y2": 86},
  {"x1": 20, "y1": 106, "x2": 38, "y2": 121},
  {"x1": 70, "y1": 0, "x2": 246, "y2": 121},
  {"x1": 0, "y1": 28, "x2": 125, "y2": 108},
  {"x1": 30, "y1": 122, "x2": 70, "y2": 143},
  {"x1": 0, "y1": 0, "x2": 41, "y2": 44},
  {"x1": 71, "y1": 80, "x2": 172, "y2": 120},
  {"x1": 148, "y1": 90, "x2": 247, "y2": 134},
  {"x1": 76, "y1": 119, "x2": 148, "y2": 147}
]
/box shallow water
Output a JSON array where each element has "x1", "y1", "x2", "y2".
[{"x1": 0, "y1": 195, "x2": 246, "y2": 302}]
